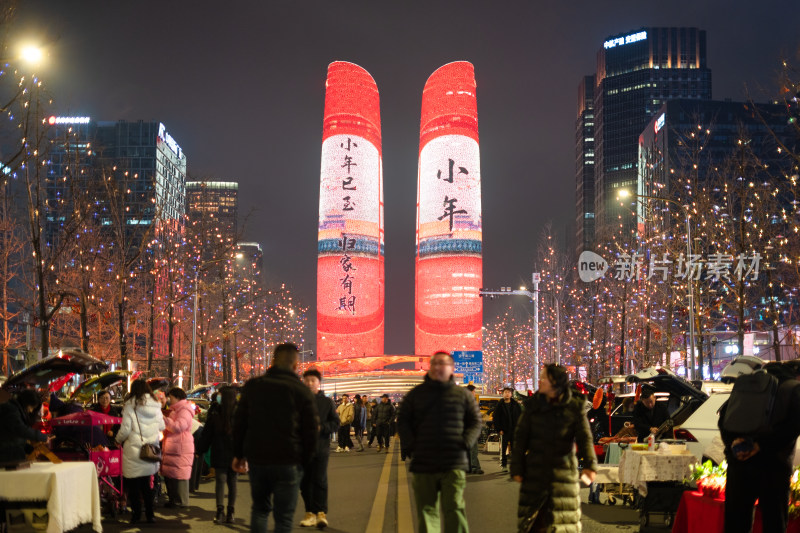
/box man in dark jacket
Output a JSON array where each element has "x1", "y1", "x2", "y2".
[
  {"x1": 232, "y1": 343, "x2": 319, "y2": 533},
  {"x1": 632, "y1": 387, "x2": 669, "y2": 442},
  {"x1": 398, "y1": 351, "x2": 482, "y2": 533},
  {"x1": 298, "y1": 369, "x2": 340, "y2": 529},
  {"x1": 720, "y1": 362, "x2": 800, "y2": 533},
  {"x1": 492, "y1": 386, "x2": 522, "y2": 473},
  {"x1": 0, "y1": 389, "x2": 50, "y2": 464},
  {"x1": 375, "y1": 394, "x2": 395, "y2": 452}
]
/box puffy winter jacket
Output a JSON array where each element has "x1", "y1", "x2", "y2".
[
  {"x1": 162, "y1": 399, "x2": 196, "y2": 479},
  {"x1": 337, "y1": 401, "x2": 354, "y2": 425},
  {"x1": 510, "y1": 389, "x2": 597, "y2": 532},
  {"x1": 116, "y1": 396, "x2": 166, "y2": 479},
  {"x1": 375, "y1": 401, "x2": 395, "y2": 425},
  {"x1": 397, "y1": 375, "x2": 482, "y2": 473}
]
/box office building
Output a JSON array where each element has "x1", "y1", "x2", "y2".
[
  {"x1": 575, "y1": 76, "x2": 595, "y2": 255},
  {"x1": 578, "y1": 28, "x2": 712, "y2": 243},
  {"x1": 415, "y1": 61, "x2": 483, "y2": 355},
  {"x1": 317, "y1": 61, "x2": 385, "y2": 360}
]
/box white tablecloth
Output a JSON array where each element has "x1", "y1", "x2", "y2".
[
  {"x1": 0, "y1": 461, "x2": 103, "y2": 533},
  {"x1": 618, "y1": 449, "x2": 695, "y2": 496}
]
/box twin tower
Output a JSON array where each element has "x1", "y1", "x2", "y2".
[{"x1": 317, "y1": 61, "x2": 482, "y2": 360}]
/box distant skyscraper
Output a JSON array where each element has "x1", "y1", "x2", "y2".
[
  {"x1": 415, "y1": 61, "x2": 482, "y2": 355},
  {"x1": 186, "y1": 180, "x2": 239, "y2": 245},
  {"x1": 317, "y1": 61, "x2": 384, "y2": 359},
  {"x1": 46, "y1": 118, "x2": 186, "y2": 246},
  {"x1": 575, "y1": 75, "x2": 595, "y2": 256},
  {"x1": 579, "y1": 28, "x2": 712, "y2": 242},
  {"x1": 639, "y1": 98, "x2": 797, "y2": 209},
  {"x1": 45, "y1": 117, "x2": 187, "y2": 362}
]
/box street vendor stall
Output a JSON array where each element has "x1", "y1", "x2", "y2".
[
  {"x1": 0, "y1": 461, "x2": 103, "y2": 533},
  {"x1": 619, "y1": 446, "x2": 695, "y2": 527}
]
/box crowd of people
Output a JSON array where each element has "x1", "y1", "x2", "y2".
[{"x1": 16, "y1": 345, "x2": 800, "y2": 533}]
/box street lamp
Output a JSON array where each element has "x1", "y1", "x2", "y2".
[
  {"x1": 20, "y1": 45, "x2": 43, "y2": 65},
  {"x1": 618, "y1": 189, "x2": 697, "y2": 380},
  {"x1": 479, "y1": 273, "x2": 562, "y2": 388}
]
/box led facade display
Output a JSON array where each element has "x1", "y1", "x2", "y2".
[
  {"x1": 415, "y1": 62, "x2": 482, "y2": 355},
  {"x1": 317, "y1": 62, "x2": 384, "y2": 359}
]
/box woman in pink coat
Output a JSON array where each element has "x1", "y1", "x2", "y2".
[{"x1": 162, "y1": 387, "x2": 195, "y2": 507}]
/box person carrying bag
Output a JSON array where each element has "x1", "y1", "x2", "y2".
[{"x1": 116, "y1": 380, "x2": 165, "y2": 525}]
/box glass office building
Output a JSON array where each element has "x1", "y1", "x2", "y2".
[
  {"x1": 575, "y1": 75, "x2": 595, "y2": 256},
  {"x1": 579, "y1": 28, "x2": 712, "y2": 243}
]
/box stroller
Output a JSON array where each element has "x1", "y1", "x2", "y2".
[{"x1": 50, "y1": 410, "x2": 126, "y2": 519}]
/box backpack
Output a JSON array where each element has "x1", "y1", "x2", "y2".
[{"x1": 720, "y1": 369, "x2": 779, "y2": 436}]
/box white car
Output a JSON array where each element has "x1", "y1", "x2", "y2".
[
  {"x1": 673, "y1": 391, "x2": 730, "y2": 464},
  {"x1": 675, "y1": 389, "x2": 800, "y2": 466}
]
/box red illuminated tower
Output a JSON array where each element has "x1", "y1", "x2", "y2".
[
  {"x1": 317, "y1": 62, "x2": 384, "y2": 359},
  {"x1": 415, "y1": 62, "x2": 483, "y2": 355}
]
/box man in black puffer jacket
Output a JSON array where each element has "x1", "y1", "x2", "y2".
[
  {"x1": 398, "y1": 351, "x2": 482, "y2": 533},
  {"x1": 232, "y1": 343, "x2": 319, "y2": 533}
]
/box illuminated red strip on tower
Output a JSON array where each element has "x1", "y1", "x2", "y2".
[
  {"x1": 317, "y1": 62, "x2": 384, "y2": 360},
  {"x1": 415, "y1": 62, "x2": 483, "y2": 355}
]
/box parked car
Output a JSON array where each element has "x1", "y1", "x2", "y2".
[
  {"x1": 1, "y1": 350, "x2": 108, "y2": 393},
  {"x1": 591, "y1": 367, "x2": 708, "y2": 441},
  {"x1": 187, "y1": 382, "x2": 229, "y2": 410},
  {"x1": 673, "y1": 356, "x2": 800, "y2": 466},
  {"x1": 70, "y1": 370, "x2": 137, "y2": 404}
]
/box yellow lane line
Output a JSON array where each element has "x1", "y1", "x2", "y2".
[
  {"x1": 396, "y1": 448, "x2": 413, "y2": 532},
  {"x1": 365, "y1": 445, "x2": 394, "y2": 533}
]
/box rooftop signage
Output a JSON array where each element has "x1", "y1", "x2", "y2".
[
  {"x1": 604, "y1": 30, "x2": 647, "y2": 50},
  {"x1": 48, "y1": 116, "x2": 91, "y2": 125},
  {"x1": 654, "y1": 113, "x2": 665, "y2": 133},
  {"x1": 158, "y1": 122, "x2": 183, "y2": 159}
]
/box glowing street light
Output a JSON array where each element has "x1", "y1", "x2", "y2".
[{"x1": 20, "y1": 45, "x2": 43, "y2": 65}]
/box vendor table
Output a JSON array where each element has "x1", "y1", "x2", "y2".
[
  {"x1": 671, "y1": 490, "x2": 799, "y2": 533},
  {"x1": 619, "y1": 449, "x2": 696, "y2": 496},
  {"x1": 0, "y1": 461, "x2": 103, "y2": 533}
]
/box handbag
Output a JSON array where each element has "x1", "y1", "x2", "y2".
[{"x1": 134, "y1": 406, "x2": 162, "y2": 463}]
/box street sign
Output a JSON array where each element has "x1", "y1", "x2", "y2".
[
  {"x1": 532, "y1": 272, "x2": 541, "y2": 283},
  {"x1": 452, "y1": 350, "x2": 483, "y2": 384}
]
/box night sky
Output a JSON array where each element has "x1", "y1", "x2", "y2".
[{"x1": 13, "y1": 1, "x2": 799, "y2": 354}]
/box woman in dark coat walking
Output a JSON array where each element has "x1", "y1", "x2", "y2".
[
  {"x1": 511, "y1": 364, "x2": 597, "y2": 533},
  {"x1": 197, "y1": 386, "x2": 238, "y2": 524}
]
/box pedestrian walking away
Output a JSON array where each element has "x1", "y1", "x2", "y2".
[
  {"x1": 398, "y1": 350, "x2": 482, "y2": 533},
  {"x1": 336, "y1": 394, "x2": 354, "y2": 452},
  {"x1": 511, "y1": 363, "x2": 597, "y2": 533},
  {"x1": 299, "y1": 369, "x2": 340, "y2": 529},
  {"x1": 115, "y1": 379, "x2": 166, "y2": 525},
  {"x1": 232, "y1": 342, "x2": 319, "y2": 533},
  {"x1": 197, "y1": 386, "x2": 239, "y2": 524},
  {"x1": 375, "y1": 394, "x2": 395, "y2": 452},
  {"x1": 162, "y1": 387, "x2": 195, "y2": 509},
  {"x1": 493, "y1": 386, "x2": 522, "y2": 473}
]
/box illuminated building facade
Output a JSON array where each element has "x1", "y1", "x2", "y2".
[
  {"x1": 638, "y1": 98, "x2": 797, "y2": 230},
  {"x1": 44, "y1": 118, "x2": 187, "y2": 363},
  {"x1": 46, "y1": 118, "x2": 187, "y2": 248},
  {"x1": 317, "y1": 62, "x2": 384, "y2": 360},
  {"x1": 575, "y1": 75, "x2": 595, "y2": 256},
  {"x1": 415, "y1": 62, "x2": 482, "y2": 355},
  {"x1": 580, "y1": 28, "x2": 712, "y2": 240}
]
